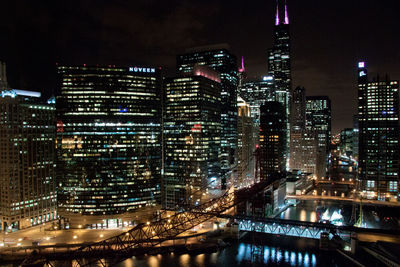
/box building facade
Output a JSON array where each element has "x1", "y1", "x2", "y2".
[
  {"x1": 289, "y1": 86, "x2": 319, "y2": 176},
  {"x1": 163, "y1": 70, "x2": 221, "y2": 209},
  {"x1": 56, "y1": 65, "x2": 162, "y2": 225},
  {"x1": 290, "y1": 130, "x2": 318, "y2": 176},
  {"x1": 357, "y1": 62, "x2": 399, "y2": 201},
  {"x1": 259, "y1": 101, "x2": 286, "y2": 181},
  {"x1": 177, "y1": 44, "x2": 238, "y2": 187},
  {"x1": 340, "y1": 128, "x2": 357, "y2": 158},
  {"x1": 237, "y1": 96, "x2": 257, "y2": 186},
  {"x1": 305, "y1": 96, "x2": 331, "y2": 178},
  {"x1": 328, "y1": 144, "x2": 357, "y2": 182},
  {"x1": 291, "y1": 86, "x2": 306, "y2": 131},
  {"x1": 239, "y1": 76, "x2": 275, "y2": 123},
  {"x1": 0, "y1": 90, "x2": 57, "y2": 231},
  {"x1": 268, "y1": 1, "x2": 292, "y2": 167}
]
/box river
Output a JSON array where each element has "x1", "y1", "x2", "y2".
[
  {"x1": 115, "y1": 238, "x2": 344, "y2": 267},
  {"x1": 279, "y1": 199, "x2": 400, "y2": 229}
]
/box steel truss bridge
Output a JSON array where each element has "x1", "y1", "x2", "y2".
[
  {"x1": 21, "y1": 181, "x2": 269, "y2": 267},
  {"x1": 239, "y1": 217, "x2": 349, "y2": 239},
  {"x1": 214, "y1": 214, "x2": 400, "y2": 240},
  {"x1": 20, "y1": 179, "x2": 400, "y2": 267}
]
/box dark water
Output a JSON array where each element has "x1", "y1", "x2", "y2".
[
  {"x1": 281, "y1": 199, "x2": 400, "y2": 229},
  {"x1": 115, "y1": 237, "x2": 343, "y2": 267},
  {"x1": 51, "y1": 200, "x2": 400, "y2": 267}
]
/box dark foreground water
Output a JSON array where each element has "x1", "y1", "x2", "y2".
[
  {"x1": 115, "y1": 236, "x2": 345, "y2": 267},
  {"x1": 281, "y1": 199, "x2": 400, "y2": 229}
]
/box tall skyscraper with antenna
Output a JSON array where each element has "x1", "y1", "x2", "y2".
[{"x1": 268, "y1": 0, "x2": 292, "y2": 168}]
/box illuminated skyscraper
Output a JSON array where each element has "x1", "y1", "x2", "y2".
[
  {"x1": 306, "y1": 96, "x2": 331, "y2": 178},
  {"x1": 357, "y1": 62, "x2": 399, "y2": 201},
  {"x1": 0, "y1": 89, "x2": 57, "y2": 231},
  {"x1": 291, "y1": 86, "x2": 306, "y2": 131},
  {"x1": 268, "y1": 0, "x2": 292, "y2": 167},
  {"x1": 259, "y1": 101, "x2": 286, "y2": 180},
  {"x1": 237, "y1": 96, "x2": 257, "y2": 185},
  {"x1": 163, "y1": 67, "x2": 221, "y2": 208},
  {"x1": 239, "y1": 76, "x2": 275, "y2": 123},
  {"x1": 289, "y1": 86, "x2": 319, "y2": 176},
  {"x1": 177, "y1": 44, "x2": 238, "y2": 187},
  {"x1": 340, "y1": 128, "x2": 356, "y2": 157},
  {"x1": 57, "y1": 65, "x2": 162, "y2": 226}
]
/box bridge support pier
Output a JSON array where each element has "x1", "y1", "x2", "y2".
[{"x1": 350, "y1": 233, "x2": 358, "y2": 254}]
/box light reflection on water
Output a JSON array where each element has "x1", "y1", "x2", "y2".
[
  {"x1": 310, "y1": 211, "x2": 317, "y2": 222},
  {"x1": 236, "y1": 243, "x2": 317, "y2": 267},
  {"x1": 194, "y1": 253, "x2": 205, "y2": 267},
  {"x1": 179, "y1": 254, "x2": 190, "y2": 267},
  {"x1": 148, "y1": 256, "x2": 159, "y2": 267},
  {"x1": 116, "y1": 243, "x2": 320, "y2": 267},
  {"x1": 300, "y1": 209, "x2": 307, "y2": 221}
]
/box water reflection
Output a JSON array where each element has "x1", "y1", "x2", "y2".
[
  {"x1": 209, "y1": 252, "x2": 217, "y2": 265},
  {"x1": 236, "y1": 243, "x2": 318, "y2": 266},
  {"x1": 179, "y1": 254, "x2": 190, "y2": 267},
  {"x1": 310, "y1": 211, "x2": 317, "y2": 222},
  {"x1": 194, "y1": 254, "x2": 205, "y2": 267},
  {"x1": 300, "y1": 209, "x2": 306, "y2": 221},
  {"x1": 148, "y1": 256, "x2": 159, "y2": 267},
  {"x1": 117, "y1": 242, "x2": 322, "y2": 267}
]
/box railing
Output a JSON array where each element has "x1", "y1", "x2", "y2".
[{"x1": 21, "y1": 181, "x2": 270, "y2": 267}]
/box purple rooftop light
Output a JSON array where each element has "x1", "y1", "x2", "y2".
[
  {"x1": 275, "y1": 2, "x2": 280, "y2": 25},
  {"x1": 284, "y1": 1, "x2": 289, "y2": 24},
  {"x1": 239, "y1": 56, "x2": 245, "y2": 73}
]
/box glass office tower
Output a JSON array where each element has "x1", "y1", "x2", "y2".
[
  {"x1": 259, "y1": 101, "x2": 286, "y2": 181},
  {"x1": 305, "y1": 96, "x2": 331, "y2": 179},
  {"x1": 357, "y1": 62, "x2": 399, "y2": 201},
  {"x1": 268, "y1": 1, "x2": 292, "y2": 167},
  {"x1": 239, "y1": 76, "x2": 275, "y2": 124},
  {"x1": 57, "y1": 65, "x2": 162, "y2": 225},
  {"x1": 163, "y1": 69, "x2": 221, "y2": 209},
  {"x1": 0, "y1": 89, "x2": 57, "y2": 231},
  {"x1": 177, "y1": 44, "x2": 238, "y2": 188}
]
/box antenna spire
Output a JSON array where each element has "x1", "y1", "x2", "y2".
[
  {"x1": 284, "y1": 0, "x2": 289, "y2": 24},
  {"x1": 239, "y1": 56, "x2": 245, "y2": 73},
  {"x1": 275, "y1": 0, "x2": 280, "y2": 25}
]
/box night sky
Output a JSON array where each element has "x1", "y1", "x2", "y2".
[{"x1": 1, "y1": 0, "x2": 400, "y2": 133}]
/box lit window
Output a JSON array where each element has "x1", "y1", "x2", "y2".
[
  {"x1": 388, "y1": 181, "x2": 398, "y2": 192},
  {"x1": 366, "y1": 180, "x2": 375, "y2": 188}
]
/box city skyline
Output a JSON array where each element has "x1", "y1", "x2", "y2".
[
  {"x1": 2, "y1": 1, "x2": 400, "y2": 133},
  {"x1": 1, "y1": 1, "x2": 400, "y2": 266}
]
